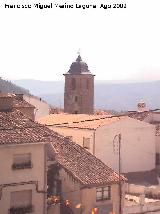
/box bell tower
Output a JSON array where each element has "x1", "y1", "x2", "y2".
[{"x1": 63, "y1": 55, "x2": 95, "y2": 114}]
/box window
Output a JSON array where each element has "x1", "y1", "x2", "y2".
[
  {"x1": 96, "y1": 186, "x2": 111, "y2": 201},
  {"x1": 71, "y1": 78, "x2": 76, "y2": 90},
  {"x1": 86, "y1": 79, "x2": 89, "y2": 90},
  {"x1": 78, "y1": 96, "x2": 82, "y2": 105},
  {"x1": 10, "y1": 190, "x2": 33, "y2": 213},
  {"x1": 75, "y1": 96, "x2": 78, "y2": 102},
  {"x1": 156, "y1": 153, "x2": 160, "y2": 166},
  {"x1": 12, "y1": 153, "x2": 32, "y2": 170},
  {"x1": 83, "y1": 137, "x2": 90, "y2": 149}
]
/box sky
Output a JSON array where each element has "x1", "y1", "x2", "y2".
[{"x1": 0, "y1": 0, "x2": 160, "y2": 81}]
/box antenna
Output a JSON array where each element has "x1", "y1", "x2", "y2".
[{"x1": 113, "y1": 134, "x2": 122, "y2": 214}]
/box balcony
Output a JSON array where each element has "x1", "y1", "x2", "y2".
[
  {"x1": 12, "y1": 161, "x2": 32, "y2": 170},
  {"x1": 9, "y1": 205, "x2": 33, "y2": 214}
]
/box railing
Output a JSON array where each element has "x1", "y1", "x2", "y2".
[
  {"x1": 9, "y1": 205, "x2": 33, "y2": 214},
  {"x1": 12, "y1": 162, "x2": 32, "y2": 170}
]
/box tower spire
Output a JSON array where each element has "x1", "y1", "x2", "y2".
[
  {"x1": 63, "y1": 53, "x2": 95, "y2": 114},
  {"x1": 77, "y1": 48, "x2": 81, "y2": 56},
  {"x1": 76, "y1": 48, "x2": 82, "y2": 62}
]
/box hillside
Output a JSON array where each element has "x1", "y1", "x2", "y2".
[
  {"x1": 0, "y1": 78, "x2": 29, "y2": 94},
  {"x1": 12, "y1": 79, "x2": 160, "y2": 111}
]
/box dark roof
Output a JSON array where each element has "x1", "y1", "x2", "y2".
[
  {"x1": 65, "y1": 55, "x2": 93, "y2": 75},
  {"x1": 128, "y1": 111, "x2": 150, "y2": 121},
  {"x1": 124, "y1": 169, "x2": 159, "y2": 186},
  {"x1": 0, "y1": 109, "x2": 126, "y2": 186}
]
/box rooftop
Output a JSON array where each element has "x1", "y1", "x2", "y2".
[
  {"x1": 13, "y1": 95, "x2": 35, "y2": 108},
  {"x1": 59, "y1": 117, "x2": 122, "y2": 130},
  {"x1": 39, "y1": 113, "x2": 110, "y2": 125},
  {"x1": 0, "y1": 93, "x2": 14, "y2": 98},
  {"x1": 38, "y1": 113, "x2": 127, "y2": 130},
  {"x1": 0, "y1": 109, "x2": 125, "y2": 186},
  {"x1": 127, "y1": 111, "x2": 150, "y2": 121},
  {"x1": 128, "y1": 109, "x2": 160, "y2": 121},
  {"x1": 124, "y1": 169, "x2": 159, "y2": 186},
  {"x1": 64, "y1": 55, "x2": 93, "y2": 75},
  {"x1": 155, "y1": 124, "x2": 160, "y2": 136},
  {"x1": 51, "y1": 136, "x2": 126, "y2": 186}
]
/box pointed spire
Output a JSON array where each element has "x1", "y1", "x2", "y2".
[{"x1": 76, "y1": 55, "x2": 82, "y2": 62}]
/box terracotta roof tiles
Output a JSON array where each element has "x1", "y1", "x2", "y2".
[
  {"x1": 0, "y1": 109, "x2": 126, "y2": 186},
  {"x1": 51, "y1": 137, "x2": 126, "y2": 186},
  {"x1": 39, "y1": 113, "x2": 110, "y2": 126},
  {"x1": 128, "y1": 111, "x2": 150, "y2": 121},
  {"x1": 60, "y1": 117, "x2": 122, "y2": 129},
  {"x1": 38, "y1": 113, "x2": 127, "y2": 130},
  {"x1": 13, "y1": 96, "x2": 35, "y2": 108}
]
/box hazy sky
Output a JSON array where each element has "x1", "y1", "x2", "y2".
[{"x1": 0, "y1": 0, "x2": 160, "y2": 81}]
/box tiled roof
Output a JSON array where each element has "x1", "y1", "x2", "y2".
[
  {"x1": 38, "y1": 113, "x2": 126, "y2": 130},
  {"x1": 51, "y1": 138, "x2": 126, "y2": 186},
  {"x1": 128, "y1": 111, "x2": 160, "y2": 136},
  {"x1": 155, "y1": 124, "x2": 160, "y2": 136},
  {"x1": 127, "y1": 111, "x2": 150, "y2": 121},
  {"x1": 0, "y1": 93, "x2": 14, "y2": 98},
  {"x1": 0, "y1": 110, "x2": 48, "y2": 145},
  {"x1": 13, "y1": 96, "x2": 35, "y2": 108},
  {"x1": 0, "y1": 110, "x2": 126, "y2": 186},
  {"x1": 59, "y1": 117, "x2": 122, "y2": 130},
  {"x1": 38, "y1": 113, "x2": 110, "y2": 125}
]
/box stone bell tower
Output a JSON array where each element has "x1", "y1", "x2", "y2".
[{"x1": 63, "y1": 55, "x2": 95, "y2": 114}]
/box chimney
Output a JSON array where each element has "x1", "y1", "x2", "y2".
[
  {"x1": 0, "y1": 93, "x2": 14, "y2": 112},
  {"x1": 15, "y1": 94, "x2": 23, "y2": 101},
  {"x1": 137, "y1": 100, "x2": 146, "y2": 112}
]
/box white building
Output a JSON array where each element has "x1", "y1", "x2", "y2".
[
  {"x1": 128, "y1": 101, "x2": 160, "y2": 171},
  {"x1": 39, "y1": 114, "x2": 156, "y2": 174},
  {"x1": 0, "y1": 93, "x2": 127, "y2": 214}
]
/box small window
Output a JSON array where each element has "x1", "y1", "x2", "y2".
[
  {"x1": 83, "y1": 138, "x2": 90, "y2": 149},
  {"x1": 12, "y1": 153, "x2": 32, "y2": 170},
  {"x1": 10, "y1": 190, "x2": 33, "y2": 213},
  {"x1": 71, "y1": 78, "x2": 76, "y2": 90},
  {"x1": 96, "y1": 186, "x2": 111, "y2": 201},
  {"x1": 78, "y1": 96, "x2": 82, "y2": 105},
  {"x1": 156, "y1": 153, "x2": 160, "y2": 166},
  {"x1": 75, "y1": 96, "x2": 78, "y2": 102}
]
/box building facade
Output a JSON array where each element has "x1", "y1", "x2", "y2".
[
  {"x1": 0, "y1": 93, "x2": 127, "y2": 214},
  {"x1": 23, "y1": 94, "x2": 50, "y2": 120},
  {"x1": 60, "y1": 168, "x2": 125, "y2": 214},
  {"x1": 48, "y1": 135, "x2": 126, "y2": 214},
  {"x1": 39, "y1": 114, "x2": 156, "y2": 174},
  {"x1": 0, "y1": 143, "x2": 47, "y2": 214},
  {"x1": 128, "y1": 102, "x2": 160, "y2": 172},
  {"x1": 64, "y1": 55, "x2": 95, "y2": 114}
]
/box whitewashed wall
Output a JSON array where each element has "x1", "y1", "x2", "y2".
[{"x1": 95, "y1": 117, "x2": 155, "y2": 173}]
